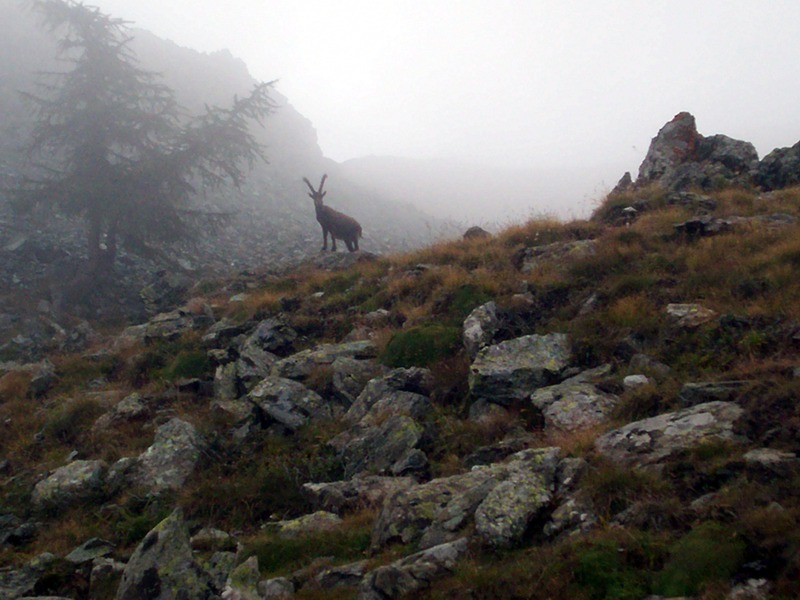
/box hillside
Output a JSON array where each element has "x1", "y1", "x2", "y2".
[
  {"x1": 2, "y1": 161, "x2": 800, "y2": 597},
  {"x1": 0, "y1": 3, "x2": 453, "y2": 324}
]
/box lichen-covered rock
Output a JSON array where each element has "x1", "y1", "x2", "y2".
[
  {"x1": 339, "y1": 415, "x2": 427, "y2": 479},
  {"x1": 595, "y1": 401, "x2": 745, "y2": 467},
  {"x1": 666, "y1": 302, "x2": 716, "y2": 328},
  {"x1": 224, "y1": 555, "x2": 261, "y2": 600},
  {"x1": 329, "y1": 357, "x2": 389, "y2": 407},
  {"x1": 31, "y1": 459, "x2": 106, "y2": 509},
  {"x1": 370, "y1": 448, "x2": 560, "y2": 552},
  {"x1": 469, "y1": 333, "x2": 572, "y2": 407},
  {"x1": 303, "y1": 475, "x2": 416, "y2": 515},
  {"x1": 65, "y1": 537, "x2": 115, "y2": 564},
  {"x1": 266, "y1": 511, "x2": 343, "y2": 539},
  {"x1": 531, "y1": 381, "x2": 619, "y2": 432},
  {"x1": 358, "y1": 538, "x2": 468, "y2": 600},
  {"x1": 474, "y1": 466, "x2": 554, "y2": 547},
  {"x1": 345, "y1": 367, "x2": 433, "y2": 424},
  {"x1": 116, "y1": 509, "x2": 214, "y2": 600},
  {"x1": 93, "y1": 392, "x2": 150, "y2": 431},
  {"x1": 131, "y1": 418, "x2": 202, "y2": 493},
  {"x1": 312, "y1": 560, "x2": 369, "y2": 591},
  {"x1": 272, "y1": 340, "x2": 377, "y2": 381},
  {"x1": 143, "y1": 310, "x2": 195, "y2": 343},
  {"x1": 463, "y1": 301, "x2": 500, "y2": 358},
  {"x1": 247, "y1": 376, "x2": 329, "y2": 432},
  {"x1": 543, "y1": 497, "x2": 598, "y2": 539},
  {"x1": 758, "y1": 140, "x2": 800, "y2": 190},
  {"x1": 244, "y1": 317, "x2": 298, "y2": 355}
]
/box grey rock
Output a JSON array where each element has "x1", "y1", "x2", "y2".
[
  {"x1": 518, "y1": 240, "x2": 596, "y2": 274},
  {"x1": 31, "y1": 460, "x2": 106, "y2": 509},
  {"x1": 190, "y1": 528, "x2": 236, "y2": 552},
  {"x1": 65, "y1": 537, "x2": 115, "y2": 564},
  {"x1": 463, "y1": 301, "x2": 500, "y2": 358},
  {"x1": 370, "y1": 448, "x2": 560, "y2": 552},
  {"x1": 247, "y1": 376, "x2": 329, "y2": 432},
  {"x1": 313, "y1": 560, "x2": 368, "y2": 591},
  {"x1": 543, "y1": 497, "x2": 598, "y2": 539},
  {"x1": 116, "y1": 509, "x2": 214, "y2": 599},
  {"x1": 469, "y1": 333, "x2": 572, "y2": 407},
  {"x1": 272, "y1": 340, "x2": 377, "y2": 381},
  {"x1": 339, "y1": 415, "x2": 427, "y2": 479},
  {"x1": 330, "y1": 357, "x2": 389, "y2": 407},
  {"x1": 595, "y1": 401, "x2": 745, "y2": 467},
  {"x1": 259, "y1": 577, "x2": 294, "y2": 598},
  {"x1": 345, "y1": 367, "x2": 433, "y2": 424},
  {"x1": 303, "y1": 475, "x2": 416, "y2": 515},
  {"x1": 90, "y1": 557, "x2": 126, "y2": 599},
  {"x1": 358, "y1": 538, "x2": 468, "y2": 600},
  {"x1": 623, "y1": 374, "x2": 650, "y2": 390},
  {"x1": 758, "y1": 140, "x2": 800, "y2": 190},
  {"x1": 266, "y1": 511, "x2": 343, "y2": 539},
  {"x1": 131, "y1": 418, "x2": 202, "y2": 493},
  {"x1": 93, "y1": 392, "x2": 149, "y2": 431},
  {"x1": 531, "y1": 381, "x2": 619, "y2": 432},
  {"x1": 665, "y1": 303, "x2": 716, "y2": 328},
  {"x1": 225, "y1": 556, "x2": 261, "y2": 600}
]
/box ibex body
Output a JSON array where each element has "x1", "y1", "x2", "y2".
[{"x1": 303, "y1": 174, "x2": 362, "y2": 252}]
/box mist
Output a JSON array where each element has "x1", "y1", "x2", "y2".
[{"x1": 14, "y1": 0, "x2": 800, "y2": 222}]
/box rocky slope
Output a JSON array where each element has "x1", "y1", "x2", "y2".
[{"x1": 1, "y1": 113, "x2": 800, "y2": 598}]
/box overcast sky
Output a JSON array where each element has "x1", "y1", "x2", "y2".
[{"x1": 87, "y1": 0, "x2": 800, "y2": 206}]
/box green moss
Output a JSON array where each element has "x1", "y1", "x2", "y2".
[{"x1": 381, "y1": 324, "x2": 462, "y2": 368}]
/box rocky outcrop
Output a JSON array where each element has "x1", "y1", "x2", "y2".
[
  {"x1": 31, "y1": 460, "x2": 106, "y2": 510},
  {"x1": 595, "y1": 401, "x2": 746, "y2": 467},
  {"x1": 303, "y1": 476, "x2": 417, "y2": 515},
  {"x1": 116, "y1": 509, "x2": 214, "y2": 599},
  {"x1": 358, "y1": 538, "x2": 469, "y2": 600},
  {"x1": 130, "y1": 418, "x2": 202, "y2": 493},
  {"x1": 272, "y1": 340, "x2": 377, "y2": 381},
  {"x1": 468, "y1": 333, "x2": 572, "y2": 407},
  {"x1": 758, "y1": 140, "x2": 800, "y2": 190},
  {"x1": 247, "y1": 376, "x2": 330, "y2": 432},
  {"x1": 370, "y1": 448, "x2": 560, "y2": 552}
]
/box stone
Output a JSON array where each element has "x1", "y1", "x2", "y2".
[
  {"x1": 224, "y1": 555, "x2": 261, "y2": 600},
  {"x1": 90, "y1": 557, "x2": 126, "y2": 599},
  {"x1": 758, "y1": 140, "x2": 800, "y2": 191},
  {"x1": 312, "y1": 560, "x2": 368, "y2": 591},
  {"x1": 531, "y1": 381, "x2": 619, "y2": 432},
  {"x1": 666, "y1": 303, "x2": 717, "y2": 328},
  {"x1": 543, "y1": 497, "x2": 598, "y2": 539},
  {"x1": 370, "y1": 448, "x2": 560, "y2": 552},
  {"x1": 469, "y1": 333, "x2": 572, "y2": 407},
  {"x1": 463, "y1": 301, "x2": 500, "y2": 358},
  {"x1": 31, "y1": 460, "x2": 106, "y2": 509},
  {"x1": 463, "y1": 226, "x2": 491, "y2": 240},
  {"x1": 247, "y1": 376, "x2": 329, "y2": 432},
  {"x1": 116, "y1": 509, "x2": 214, "y2": 599},
  {"x1": 65, "y1": 537, "x2": 115, "y2": 564},
  {"x1": 266, "y1": 511, "x2": 343, "y2": 539},
  {"x1": 259, "y1": 577, "x2": 294, "y2": 598},
  {"x1": 623, "y1": 374, "x2": 650, "y2": 390},
  {"x1": 93, "y1": 392, "x2": 150, "y2": 431},
  {"x1": 329, "y1": 357, "x2": 388, "y2": 407},
  {"x1": 272, "y1": 341, "x2": 377, "y2": 381},
  {"x1": 358, "y1": 538, "x2": 468, "y2": 600},
  {"x1": 131, "y1": 418, "x2": 202, "y2": 493},
  {"x1": 302, "y1": 475, "x2": 416, "y2": 515},
  {"x1": 345, "y1": 367, "x2": 433, "y2": 424},
  {"x1": 339, "y1": 415, "x2": 427, "y2": 479},
  {"x1": 190, "y1": 528, "x2": 236, "y2": 552},
  {"x1": 595, "y1": 401, "x2": 745, "y2": 467}
]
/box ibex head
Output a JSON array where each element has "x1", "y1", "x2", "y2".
[{"x1": 303, "y1": 174, "x2": 328, "y2": 209}]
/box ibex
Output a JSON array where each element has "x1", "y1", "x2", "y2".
[{"x1": 303, "y1": 174, "x2": 362, "y2": 252}]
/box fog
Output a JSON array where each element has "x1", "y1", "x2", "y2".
[{"x1": 84, "y1": 1, "x2": 800, "y2": 219}]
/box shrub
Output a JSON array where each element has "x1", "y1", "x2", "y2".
[
  {"x1": 381, "y1": 324, "x2": 462, "y2": 368},
  {"x1": 654, "y1": 522, "x2": 745, "y2": 596}
]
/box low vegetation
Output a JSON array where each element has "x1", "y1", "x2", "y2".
[{"x1": 2, "y1": 185, "x2": 800, "y2": 597}]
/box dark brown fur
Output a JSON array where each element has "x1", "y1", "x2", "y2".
[{"x1": 303, "y1": 174, "x2": 362, "y2": 252}]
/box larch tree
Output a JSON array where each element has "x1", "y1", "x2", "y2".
[{"x1": 16, "y1": 0, "x2": 275, "y2": 279}]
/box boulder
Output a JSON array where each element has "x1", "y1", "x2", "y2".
[
  {"x1": 329, "y1": 357, "x2": 389, "y2": 407},
  {"x1": 531, "y1": 381, "x2": 619, "y2": 432},
  {"x1": 370, "y1": 448, "x2": 560, "y2": 552},
  {"x1": 311, "y1": 560, "x2": 369, "y2": 592},
  {"x1": 339, "y1": 415, "x2": 428, "y2": 479},
  {"x1": 272, "y1": 341, "x2": 377, "y2": 381},
  {"x1": 345, "y1": 367, "x2": 433, "y2": 424},
  {"x1": 462, "y1": 301, "x2": 500, "y2": 358},
  {"x1": 595, "y1": 401, "x2": 745, "y2": 467},
  {"x1": 31, "y1": 460, "x2": 106, "y2": 510},
  {"x1": 358, "y1": 538, "x2": 468, "y2": 600},
  {"x1": 243, "y1": 317, "x2": 297, "y2": 355},
  {"x1": 666, "y1": 303, "x2": 717, "y2": 328},
  {"x1": 116, "y1": 509, "x2": 214, "y2": 599},
  {"x1": 758, "y1": 140, "x2": 800, "y2": 190},
  {"x1": 469, "y1": 333, "x2": 572, "y2": 407},
  {"x1": 638, "y1": 112, "x2": 701, "y2": 183},
  {"x1": 266, "y1": 511, "x2": 343, "y2": 539},
  {"x1": 247, "y1": 376, "x2": 329, "y2": 432},
  {"x1": 131, "y1": 418, "x2": 202, "y2": 493},
  {"x1": 225, "y1": 555, "x2": 261, "y2": 600},
  {"x1": 303, "y1": 475, "x2": 416, "y2": 515},
  {"x1": 93, "y1": 392, "x2": 150, "y2": 431}
]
